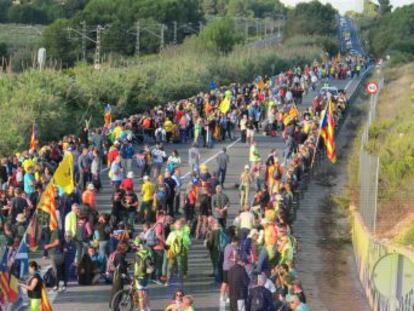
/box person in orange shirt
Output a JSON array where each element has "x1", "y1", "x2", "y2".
[{"x1": 82, "y1": 183, "x2": 97, "y2": 213}]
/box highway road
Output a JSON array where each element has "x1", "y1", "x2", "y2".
[{"x1": 45, "y1": 71, "x2": 367, "y2": 311}]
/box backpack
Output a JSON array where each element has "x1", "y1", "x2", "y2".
[
  {"x1": 250, "y1": 288, "x2": 266, "y2": 311},
  {"x1": 145, "y1": 224, "x2": 160, "y2": 248},
  {"x1": 43, "y1": 267, "x2": 56, "y2": 288},
  {"x1": 170, "y1": 235, "x2": 183, "y2": 256},
  {"x1": 134, "y1": 251, "x2": 154, "y2": 279},
  {"x1": 218, "y1": 229, "x2": 230, "y2": 252}
]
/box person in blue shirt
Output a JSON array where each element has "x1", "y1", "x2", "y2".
[{"x1": 120, "y1": 140, "x2": 135, "y2": 173}]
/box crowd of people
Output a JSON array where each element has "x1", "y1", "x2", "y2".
[{"x1": 0, "y1": 54, "x2": 367, "y2": 311}]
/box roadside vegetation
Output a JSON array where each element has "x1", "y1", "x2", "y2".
[
  {"x1": 0, "y1": 0, "x2": 339, "y2": 155},
  {"x1": 349, "y1": 1, "x2": 414, "y2": 65},
  {"x1": 346, "y1": 63, "x2": 414, "y2": 246}
]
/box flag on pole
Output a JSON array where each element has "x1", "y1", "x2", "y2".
[
  {"x1": 218, "y1": 98, "x2": 230, "y2": 114},
  {"x1": 8, "y1": 274, "x2": 19, "y2": 303},
  {"x1": 39, "y1": 183, "x2": 58, "y2": 231},
  {"x1": 53, "y1": 153, "x2": 75, "y2": 194},
  {"x1": 30, "y1": 123, "x2": 39, "y2": 150},
  {"x1": 320, "y1": 101, "x2": 336, "y2": 163}
]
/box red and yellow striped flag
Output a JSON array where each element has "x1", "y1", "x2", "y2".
[
  {"x1": 39, "y1": 183, "x2": 58, "y2": 231},
  {"x1": 320, "y1": 101, "x2": 336, "y2": 163},
  {"x1": 41, "y1": 286, "x2": 53, "y2": 311}
]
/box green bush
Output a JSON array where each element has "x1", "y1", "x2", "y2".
[
  {"x1": 0, "y1": 35, "x2": 322, "y2": 156},
  {"x1": 199, "y1": 17, "x2": 243, "y2": 54}
]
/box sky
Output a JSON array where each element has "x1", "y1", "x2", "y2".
[{"x1": 280, "y1": 0, "x2": 414, "y2": 13}]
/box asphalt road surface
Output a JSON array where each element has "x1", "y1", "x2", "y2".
[{"x1": 45, "y1": 72, "x2": 366, "y2": 311}]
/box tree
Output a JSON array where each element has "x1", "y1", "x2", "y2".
[
  {"x1": 226, "y1": 0, "x2": 252, "y2": 17},
  {"x1": 8, "y1": 4, "x2": 49, "y2": 24},
  {"x1": 378, "y1": 0, "x2": 392, "y2": 15},
  {"x1": 199, "y1": 17, "x2": 242, "y2": 53},
  {"x1": 285, "y1": 1, "x2": 337, "y2": 36},
  {"x1": 0, "y1": 0, "x2": 12, "y2": 22},
  {"x1": 202, "y1": 0, "x2": 218, "y2": 16},
  {"x1": 43, "y1": 19, "x2": 79, "y2": 66}
]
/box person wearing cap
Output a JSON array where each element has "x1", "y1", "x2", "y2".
[
  {"x1": 120, "y1": 171, "x2": 135, "y2": 192},
  {"x1": 82, "y1": 183, "x2": 97, "y2": 212},
  {"x1": 228, "y1": 254, "x2": 249, "y2": 311}
]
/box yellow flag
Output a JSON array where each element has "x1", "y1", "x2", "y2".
[
  {"x1": 283, "y1": 105, "x2": 300, "y2": 126},
  {"x1": 53, "y1": 153, "x2": 75, "y2": 194},
  {"x1": 219, "y1": 98, "x2": 230, "y2": 114}
]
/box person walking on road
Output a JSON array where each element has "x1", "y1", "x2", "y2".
[
  {"x1": 239, "y1": 166, "x2": 252, "y2": 208},
  {"x1": 212, "y1": 185, "x2": 229, "y2": 229},
  {"x1": 228, "y1": 255, "x2": 249, "y2": 311},
  {"x1": 188, "y1": 143, "x2": 201, "y2": 175},
  {"x1": 216, "y1": 147, "x2": 229, "y2": 186}
]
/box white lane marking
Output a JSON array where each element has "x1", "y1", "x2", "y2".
[{"x1": 182, "y1": 137, "x2": 241, "y2": 179}]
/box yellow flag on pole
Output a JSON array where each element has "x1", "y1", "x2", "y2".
[
  {"x1": 218, "y1": 98, "x2": 230, "y2": 114},
  {"x1": 53, "y1": 153, "x2": 75, "y2": 194}
]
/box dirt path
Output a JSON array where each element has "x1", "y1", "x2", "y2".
[{"x1": 294, "y1": 98, "x2": 370, "y2": 310}]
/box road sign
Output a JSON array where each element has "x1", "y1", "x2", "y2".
[{"x1": 366, "y1": 82, "x2": 379, "y2": 95}]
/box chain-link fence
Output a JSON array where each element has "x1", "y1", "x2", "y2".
[{"x1": 359, "y1": 77, "x2": 383, "y2": 233}]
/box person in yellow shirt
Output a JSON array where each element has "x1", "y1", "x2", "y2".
[
  {"x1": 140, "y1": 175, "x2": 155, "y2": 222},
  {"x1": 112, "y1": 122, "x2": 123, "y2": 140},
  {"x1": 164, "y1": 118, "x2": 173, "y2": 143}
]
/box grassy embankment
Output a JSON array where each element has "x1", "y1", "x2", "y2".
[
  {"x1": 346, "y1": 63, "x2": 414, "y2": 247},
  {"x1": 0, "y1": 35, "x2": 326, "y2": 156}
]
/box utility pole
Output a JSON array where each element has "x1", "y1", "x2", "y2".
[
  {"x1": 135, "y1": 21, "x2": 140, "y2": 57},
  {"x1": 81, "y1": 21, "x2": 86, "y2": 61},
  {"x1": 94, "y1": 25, "x2": 102, "y2": 69},
  {"x1": 160, "y1": 24, "x2": 165, "y2": 51},
  {"x1": 244, "y1": 19, "x2": 249, "y2": 44},
  {"x1": 199, "y1": 21, "x2": 203, "y2": 33},
  {"x1": 173, "y1": 21, "x2": 177, "y2": 45}
]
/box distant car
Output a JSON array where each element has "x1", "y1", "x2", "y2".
[{"x1": 319, "y1": 86, "x2": 339, "y2": 99}]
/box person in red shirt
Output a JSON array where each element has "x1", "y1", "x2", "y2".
[
  {"x1": 107, "y1": 141, "x2": 120, "y2": 168},
  {"x1": 120, "y1": 171, "x2": 134, "y2": 192}
]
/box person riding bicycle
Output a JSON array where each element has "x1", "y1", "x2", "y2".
[{"x1": 133, "y1": 238, "x2": 154, "y2": 311}]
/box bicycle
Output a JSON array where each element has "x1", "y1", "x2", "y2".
[{"x1": 110, "y1": 274, "x2": 136, "y2": 311}]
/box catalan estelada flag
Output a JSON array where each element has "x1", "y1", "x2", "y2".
[
  {"x1": 30, "y1": 123, "x2": 39, "y2": 150},
  {"x1": 0, "y1": 249, "x2": 19, "y2": 303},
  {"x1": 39, "y1": 182, "x2": 58, "y2": 231},
  {"x1": 320, "y1": 101, "x2": 336, "y2": 163},
  {"x1": 0, "y1": 250, "x2": 10, "y2": 302},
  {"x1": 41, "y1": 285, "x2": 53, "y2": 311}
]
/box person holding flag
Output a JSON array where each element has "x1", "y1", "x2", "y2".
[{"x1": 20, "y1": 260, "x2": 52, "y2": 311}]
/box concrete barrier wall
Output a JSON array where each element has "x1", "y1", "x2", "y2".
[{"x1": 350, "y1": 207, "x2": 414, "y2": 311}]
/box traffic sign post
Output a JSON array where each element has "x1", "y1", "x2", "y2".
[{"x1": 366, "y1": 81, "x2": 379, "y2": 95}]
